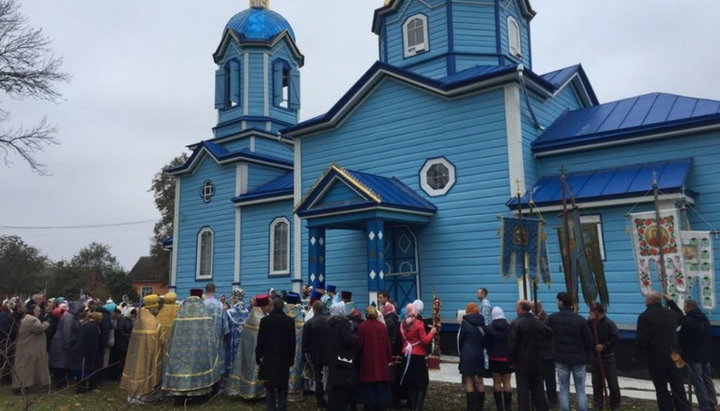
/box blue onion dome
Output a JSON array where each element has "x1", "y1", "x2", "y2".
[{"x1": 225, "y1": 6, "x2": 295, "y2": 42}]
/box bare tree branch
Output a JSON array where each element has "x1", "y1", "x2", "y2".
[{"x1": 0, "y1": 0, "x2": 67, "y2": 174}]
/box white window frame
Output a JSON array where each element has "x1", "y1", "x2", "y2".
[
  {"x1": 403, "y1": 14, "x2": 429, "y2": 58},
  {"x1": 269, "y1": 217, "x2": 291, "y2": 276},
  {"x1": 579, "y1": 215, "x2": 606, "y2": 261},
  {"x1": 508, "y1": 16, "x2": 522, "y2": 58},
  {"x1": 420, "y1": 157, "x2": 456, "y2": 197},
  {"x1": 196, "y1": 227, "x2": 214, "y2": 280}
]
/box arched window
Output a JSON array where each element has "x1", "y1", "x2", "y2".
[
  {"x1": 269, "y1": 217, "x2": 290, "y2": 275},
  {"x1": 508, "y1": 16, "x2": 521, "y2": 57},
  {"x1": 403, "y1": 14, "x2": 428, "y2": 57},
  {"x1": 196, "y1": 227, "x2": 214, "y2": 279}
]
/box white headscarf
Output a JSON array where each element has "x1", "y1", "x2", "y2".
[
  {"x1": 491, "y1": 306, "x2": 506, "y2": 321},
  {"x1": 412, "y1": 299, "x2": 424, "y2": 315}
]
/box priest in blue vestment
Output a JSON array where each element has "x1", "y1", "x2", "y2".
[{"x1": 202, "y1": 282, "x2": 229, "y2": 382}]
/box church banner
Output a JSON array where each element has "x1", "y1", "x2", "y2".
[
  {"x1": 558, "y1": 209, "x2": 606, "y2": 306},
  {"x1": 499, "y1": 217, "x2": 551, "y2": 284},
  {"x1": 629, "y1": 209, "x2": 687, "y2": 298},
  {"x1": 681, "y1": 230, "x2": 715, "y2": 310}
]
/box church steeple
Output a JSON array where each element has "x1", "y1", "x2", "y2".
[
  {"x1": 373, "y1": 0, "x2": 535, "y2": 79},
  {"x1": 212, "y1": 2, "x2": 304, "y2": 139}
]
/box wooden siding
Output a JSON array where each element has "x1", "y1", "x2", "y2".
[
  {"x1": 248, "y1": 163, "x2": 286, "y2": 192},
  {"x1": 299, "y1": 78, "x2": 511, "y2": 316},
  {"x1": 451, "y1": 2, "x2": 497, "y2": 57},
  {"x1": 239, "y1": 200, "x2": 295, "y2": 296},
  {"x1": 384, "y1": 0, "x2": 449, "y2": 78},
  {"x1": 522, "y1": 86, "x2": 584, "y2": 187},
  {"x1": 536, "y1": 131, "x2": 720, "y2": 325},
  {"x1": 175, "y1": 155, "x2": 237, "y2": 298},
  {"x1": 254, "y1": 136, "x2": 294, "y2": 161},
  {"x1": 497, "y1": 0, "x2": 531, "y2": 68},
  {"x1": 223, "y1": 138, "x2": 252, "y2": 153}
]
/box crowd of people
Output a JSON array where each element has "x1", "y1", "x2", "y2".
[{"x1": 0, "y1": 285, "x2": 716, "y2": 411}]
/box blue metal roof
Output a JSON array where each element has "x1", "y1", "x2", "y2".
[
  {"x1": 226, "y1": 7, "x2": 295, "y2": 41},
  {"x1": 233, "y1": 172, "x2": 293, "y2": 204},
  {"x1": 296, "y1": 165, "x2": 437, "y2": 218},
  {"x1": 534, "y1": 93, "x2": 720, "y2": 153},
  {"x1": 345, "y1": 169, "x2": 438, "y2": 213},
  {"x1": 283, "y1": 62, "x2": 558, "y2": 136},
  {"x1": 541, "y1": 64, "x2": 580, "y2": 88},
  {"x1": 507, "y1": 158, "x2": 693, "y2": 208},
  {"x1": 167, "y1": 141, "x2": 292, "y2": 175}
]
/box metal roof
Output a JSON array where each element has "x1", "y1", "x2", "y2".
[
  {"x1": 167, "y1": 141, "x2": 292, "y2": 175},
  {"x1": 226, "y1": 7, "x2": 295, "y2": 41},
  {"x1": 233, "y1": 172, "x2": 293, "y2": 204},
  {"x1": 507, "y1": 158, "x2": 693, "y2": 208},
  {"x1": 296, "y1": 164, "x2": 437, "y2": 218},
  {"x1": 282, "y1": 62, "x2": 564, "y2": 136},
  {"x1": 534, "y1": 93, "x2": 720, "y2": 153}
]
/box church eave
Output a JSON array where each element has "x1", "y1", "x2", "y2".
[
  {"x1": 167, "y1": 145, "x2": 292, "y2": 177},
  {"x1": 372, "y1": 0, "x2": 536, "y2": 34},
  {"x1": 187, "y1": 128, "x2": 288, "y2": 151},
  {"x1": 283, "y1": 62, "x2": 554, "y2": 138},
  {"x1": 213, "y1": 29, "x2": 304, "y2": 67}
]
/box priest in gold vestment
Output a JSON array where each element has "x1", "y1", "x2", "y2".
[{"x1": 120, "y1": 294, "x2": 162, "y2": 403}]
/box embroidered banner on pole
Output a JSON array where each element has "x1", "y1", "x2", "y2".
[
  {"x1": 629, "y1": 209, "x2": 687, "y2": 298},
  {"x1": 681, "y1": 230, "x2": 715, "y2": 310},
  {"x1": 499, "y1": 217, "x2": 551, "y2": 284}
]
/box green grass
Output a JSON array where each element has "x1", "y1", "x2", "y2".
[{"x1": 0, "y1": 381, "x2": 660, "y2": 410}]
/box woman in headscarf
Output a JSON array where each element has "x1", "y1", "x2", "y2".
[
  {"x1": 458, "y1": 302, "x2": 487, "y2": 410},
  {"x1": 12, "y1": 301, "x2": 50, "y2": 393},
  {"x1": 484, "y1": 306, "x2": 513, "y2": 411},
  {"x1": 327, "y1": 301, "x2": 358, "y2": 410},
  {"x1": 400, "y1": 302, "x2": 437, "y2": 411},
  {"x1": 358, "y1": 305, "x2": 393, "y2": 411}
]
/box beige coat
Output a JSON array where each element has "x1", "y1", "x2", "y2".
[{"x1": 12, "y1": 314, "x2": 50, "y2": 389}]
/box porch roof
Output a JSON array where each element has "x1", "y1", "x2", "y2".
[
  {"x1": 295, "y1": 164, "x2": 437, "y2": 225},
  {"x1": 507, "y1": 158, "x2": 694, "y2": 209}
]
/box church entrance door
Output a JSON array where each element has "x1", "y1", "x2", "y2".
[{"x1": 384, "y1": 225, "x2": 419, "y2": 310}]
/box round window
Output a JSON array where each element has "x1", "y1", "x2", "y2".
[{"x1": 420, "y1": 157, "x2": 456, "y2": 196}]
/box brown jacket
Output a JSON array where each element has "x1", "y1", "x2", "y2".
[{"x1": 12, "y1": 314, "x2": 50, "y2": 389}]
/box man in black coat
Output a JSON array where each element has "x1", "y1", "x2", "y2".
[
  {"x1": 533, "y1": 300, "x2": 557, "y2": 408},
  {"x1": 635, "y1": 291, "x2": 689, "y2": 411},
  {"x1": 508, "y1": 300, "x2": 549, "y2": 411},
  {"x1": 588, "y1": 304, "x2": 621, "y2": 411},
  {"x1": 256, "y1": 297, "x2": 296, "y2": 411},
  {"x1": 302, "y1": 300, "x2": 331, "y2": 408},
  {"x1": 548, "y1": 292, "x2": 592, "y2": 411},
  {"x1": 667, "y1": 296, "x2": 716, "y2": 411}
]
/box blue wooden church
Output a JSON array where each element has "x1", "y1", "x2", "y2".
[{"x1": 168, "y1": 0, "x2": 720, "y2": 343}]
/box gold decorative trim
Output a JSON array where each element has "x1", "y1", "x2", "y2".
[{"x1": 175, "y1": 316, "x2": 212, "y2": 321}]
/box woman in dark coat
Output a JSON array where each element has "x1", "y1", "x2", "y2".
[
  {"x1": 71, "y1": 311, "x2": 102, "y2": 393},
  {"x1": 358, "y1": 305, "x2": 393, "y2": 411},
  {"x1": 327, "y1": 302, "x2": 358, "y2": 411},
  {"x1": 484, "y1": 306, "x2": 513, "y2": 411},
  {"x1": 458, "y1": 303, "x2": 487, "y2": 411},
  {"x1": 49, "y1": 302, "x2": 82, "y2": 388},
  {"x1": 110, "y1": 309, "x2": 132, "y2": 380}
]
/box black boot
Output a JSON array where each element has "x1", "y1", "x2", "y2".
[
  {"x1": 494, "y1": 391, "x2": 504, "y2": 411},
  {"x1": 504, "y1": 392, "x2": 513, "y2": 411},
  {"x1": 414, "y1": 383, "x2": 427, "y2": 411},
  {"x1": 476, "y1": 392, "x2": 486, "y2": 410},
  {"x1": 466, "y1": 392, "x2": 476, "y2": 411}
]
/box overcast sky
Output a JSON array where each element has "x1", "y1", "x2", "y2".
[{"x1": 2, "y1": 0, "x2": 719, "y2": 271}]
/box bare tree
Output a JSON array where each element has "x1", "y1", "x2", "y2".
[{"x1": 0, "y1": 0, "x2": 68, "y2": 174}]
